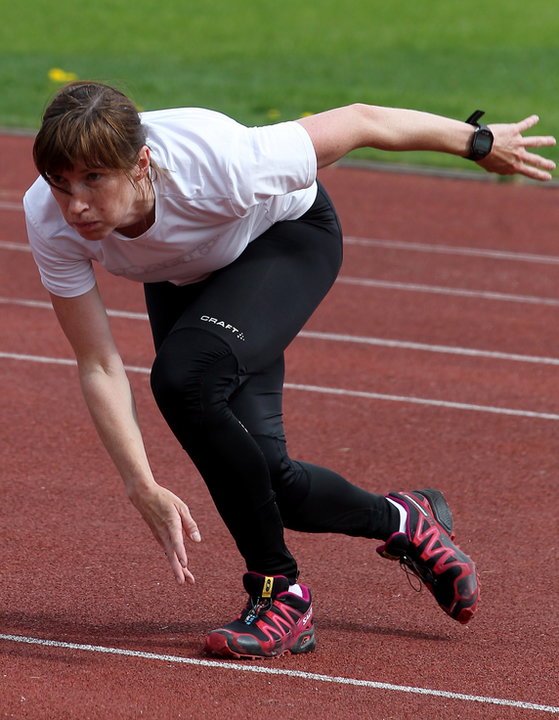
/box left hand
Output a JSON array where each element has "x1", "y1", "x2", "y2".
[
  {"x1": 128, "y1": 482, "x2": 202, "y2": 585},
  {"x1": 479, "y1": 115, "x2": 556, "y2": 181}
]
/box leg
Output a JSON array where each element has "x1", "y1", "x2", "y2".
[
  {"x1": 146, "y1": 184, "x2": 393, "y2": 582},
  {"x1": 228, "y1": 355, "x2": 397, "y2": 539},
  {"x1": 148, "y1": 326, "x2": 297, "y2": 578}
]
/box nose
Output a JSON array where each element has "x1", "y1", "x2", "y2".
[
  {"x1": 64, "y1": 182, "x2": 91, "y2": 217},
  {"x1": 68, "y1": 192, "x2": 89, "y2": 216}
]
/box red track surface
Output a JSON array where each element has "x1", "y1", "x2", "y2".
[{"x1": 1, "y1": 133, "x2": 558, "y2": 719}]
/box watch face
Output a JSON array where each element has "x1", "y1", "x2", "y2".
[
  {"x1": 472, "y1": 127, "x2": 494, "y2": 158},
  {"x1": 475, "y1": 129, "x2": 493, "y2": 154}
]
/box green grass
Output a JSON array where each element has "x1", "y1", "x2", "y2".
[{"x1": 2, "y1": 0, "x2": 558, "y2": 170}]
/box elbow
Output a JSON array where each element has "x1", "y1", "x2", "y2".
[
  {"x1": 77, "y1": 355, "x2": 126, "y2": 385},
  {"x1": 347, "y1": 103, "x2": 387, "y2": 150}
]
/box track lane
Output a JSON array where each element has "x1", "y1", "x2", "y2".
[
  {"x1": 1, "y1": 356, "x2": 558, "y2": 714},
  {"x1": 4, "y1": 298, "x2": 559, "y2": 418}
]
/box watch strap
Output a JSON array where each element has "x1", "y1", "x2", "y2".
[{"x1": 465, "y1": 110, "x2": 485, "y2": 126}]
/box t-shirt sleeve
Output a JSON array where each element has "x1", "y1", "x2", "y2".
[
  {"x1": 24, "y1": 187, "x2": 97, "y2": 298},
  {"x1": 224, "y1": 120, "x2": 318, "y2": 215}
]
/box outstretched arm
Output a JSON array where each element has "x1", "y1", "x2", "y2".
[
  {"x1": 50, "y1": 285, "x2": 201, "y2": 585},
  {"x1": 297, "y1": 104, "x2": 556, "y2": 180}
]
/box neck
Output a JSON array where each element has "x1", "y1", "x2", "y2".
[{"x1": 118, "y1": 176, "x2": 155, "y2": 238}]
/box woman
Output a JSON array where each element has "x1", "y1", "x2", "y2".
[{"x1": 24, "y1": 82, "x2": 555, "y2": 659}]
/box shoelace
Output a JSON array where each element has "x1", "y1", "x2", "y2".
[
  {"x1": 243, "y1": 596, "x2": 272, "y2": 625},
  {"x1": 399, "y1": 554, "x2": 437, "y2": 593}
]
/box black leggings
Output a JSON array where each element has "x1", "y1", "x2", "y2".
[{"x1": 145, "y1": 183, "x2": 396, "y2": 584}]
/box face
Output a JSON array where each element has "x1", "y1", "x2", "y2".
[{"x1": 47, "y1": 147, "x2": 152, "y2": 241}]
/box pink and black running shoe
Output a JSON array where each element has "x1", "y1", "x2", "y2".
[
  {"x1": 205, "y1": 572, "x2": 315, "y2": 659},
  {"x1": 377, "y1": 488, "x2": 480, "y2": 624}
]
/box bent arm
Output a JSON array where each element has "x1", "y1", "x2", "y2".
[
  {"x1": 50, "y1": 286, "x2": 200, "y2": 583},
  {"x1": 297, "y1": 103, "x2": 556, "y2": 180}
]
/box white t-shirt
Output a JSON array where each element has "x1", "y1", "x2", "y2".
[{"x1": 24, "y1": 108, "x2": 318, "y2": 298}]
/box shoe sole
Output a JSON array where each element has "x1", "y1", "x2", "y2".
[{"x1": 205, "y1": 626, "x2": 316, "y2": 660}]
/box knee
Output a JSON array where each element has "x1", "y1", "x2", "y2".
[
  {"x1": 150, "y1": 328, "x2": 238, "y2": 423},
  {"x1": 255, "y1": 435, "x2": 310, "y2": 510}
]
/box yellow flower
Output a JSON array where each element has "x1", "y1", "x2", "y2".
[
  {"x1": 266, "y1": 108, "x2": 281, "y2": 120},
  {"x1": 300, "y1": 111, "x2": 313, "y2": 117},
  {"x1": 48, "y1": 68, "x2": 79, "y2": 83}
]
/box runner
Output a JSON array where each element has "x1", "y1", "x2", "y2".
[{"x1": 24, "y1": 81, "x2": 556, "y2": 658}]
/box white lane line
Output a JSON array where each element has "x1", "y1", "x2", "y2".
[
  {"x1": 345, "y1": 236, "x2": 559, "y2": 266},
  {"x1": 0, "y1": 634, "x2": 556, "y2": 714},
  {"x1": 4, "y1": 234, "x2": 559, "y2": 268},
  {"x1": 0, "y1": 351, "x2": 148, "y2": 377},
  {"x1": 6, "y1": 277, "x2": 559, "y2": 307},
  {"x1": 286, "y1": 383, "x2": 559, "y2": 421},
  {"x1": 299, "y1": 330, "x2": 559, "y2": 366},
  {"x1": 0, "y1": 296, "x2": 150, "y2": 321},
  {"x1": 2, "y1": 242, "x2": 559, "y2": 306},
  {"x1": 337, "y1": 276, "x2": 559, "y2": 306},
  {"x1": 0, "y1": 240, "x2": 31, "y2": 251},
  {"x1": 3, "y1": 296, "x2": 559, "y2": 367},
  {"x1": 2, "y1": 351, "x2": 559, "y2": 421},
  {"x1": 0, "y1": 201, "x2": 23, "y2": 211}
]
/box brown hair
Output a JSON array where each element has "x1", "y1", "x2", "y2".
[{"x1": 33, "y1": 82, "x2": 148, "y2": 183}]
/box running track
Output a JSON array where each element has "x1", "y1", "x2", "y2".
[{"x1": 1, "y1": 133, "x2": 558, "y2": 719}]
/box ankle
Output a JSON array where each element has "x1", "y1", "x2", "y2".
[{"x1": 386, "y1": 497, "x2": 408, "y2": 534}]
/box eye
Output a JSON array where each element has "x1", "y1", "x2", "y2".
[
  {"x1": 48, "y1": 173, "x2": 65, "y2": 185},
  {"x1": 47, "y1": 174, "x2": 70, "y2": 194},
  {"x1": 86, "y1": 172, "x2": 103, "y2": 182}
]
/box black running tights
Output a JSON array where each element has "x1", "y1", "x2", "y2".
[{"x1": 145, "y1": 184, "x2": 397, "y2": 584}]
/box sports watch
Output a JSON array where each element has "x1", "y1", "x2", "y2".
[{"x1": 465, "y1": 110, "x2": 494, "y2": 161}]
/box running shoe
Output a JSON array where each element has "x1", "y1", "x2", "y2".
[
  {"x1": 204, "y1": 572, "x2": 316, "y2": 659},
  {"x1": 376, "y1": 488, "x2": 480, "y2": 624}
]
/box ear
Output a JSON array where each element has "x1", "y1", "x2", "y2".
[{"x1": 135, "y1": 145, "x2": 151, "y2": 180}]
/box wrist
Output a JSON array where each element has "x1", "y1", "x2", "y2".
[
  {"x1": 124, "y1": 474, "x2": 158, "y2": 501},
  {"x1": 465, "y1": 110, "x2": 494, "y2": 161}
]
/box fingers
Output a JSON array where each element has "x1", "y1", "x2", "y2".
[
  {"x1": 162, "y1": 537, "x2": 195, "y2": 586},
  {"x1": 517, "y1": 167, "x2": 552, "y2": 182},
  {"x1": 521, "y1": 135, "x2": 557, "y2": 149},
  {"x1": 516, "y1": 117, "x2": 556, "y2": 176},
  {"x1": 178, "y1": 502, "x2": 202, "y2": 543},
  {"x1": 515, "y1": 114, "x2": 557, "y2": 147},
  {"x1": 164, "y1": 503, "x2": 198, "y2": 585},
  {"x1": 512, "y1": 146, "x2": 556, "y2": 181},
  {"x1": 515, "y1": 114, "x2": 541, "y2": 133},
  {"x1": 484, "y1": 117, "x2": 557, "y2": 181},
  {"x1": 482, "y1": 155, "x2": 556, "y2": 182},
  {"x1": 151, "y1": 523, "x2": 193, "y2": 585},
  {"x1": 165, "y1": 546, "x2": 196, "y2": 586},
  {"x1": 136, "y1": 487, "x2": 201, "y2": 586},
  {"x1": 523, "y1": 149, "x2": 556, "y2": 170},
  {"x1": 518, "y1": 162, "x2": 555, "y2": 182},
  {"x1": 490, "y1": 116, "x2": 557, "y2": 149}
]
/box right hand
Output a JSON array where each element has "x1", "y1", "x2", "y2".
[
  {"x1": 128, "y1": 482, "x2": 202, "y2": 585},
  {"x1": 480, "y1": 115, "x2": 556, "y2": 181}
]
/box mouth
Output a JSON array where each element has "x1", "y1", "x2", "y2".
[{"x1": 73, "y1": 221, "x2": 103, "y2": 236}]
